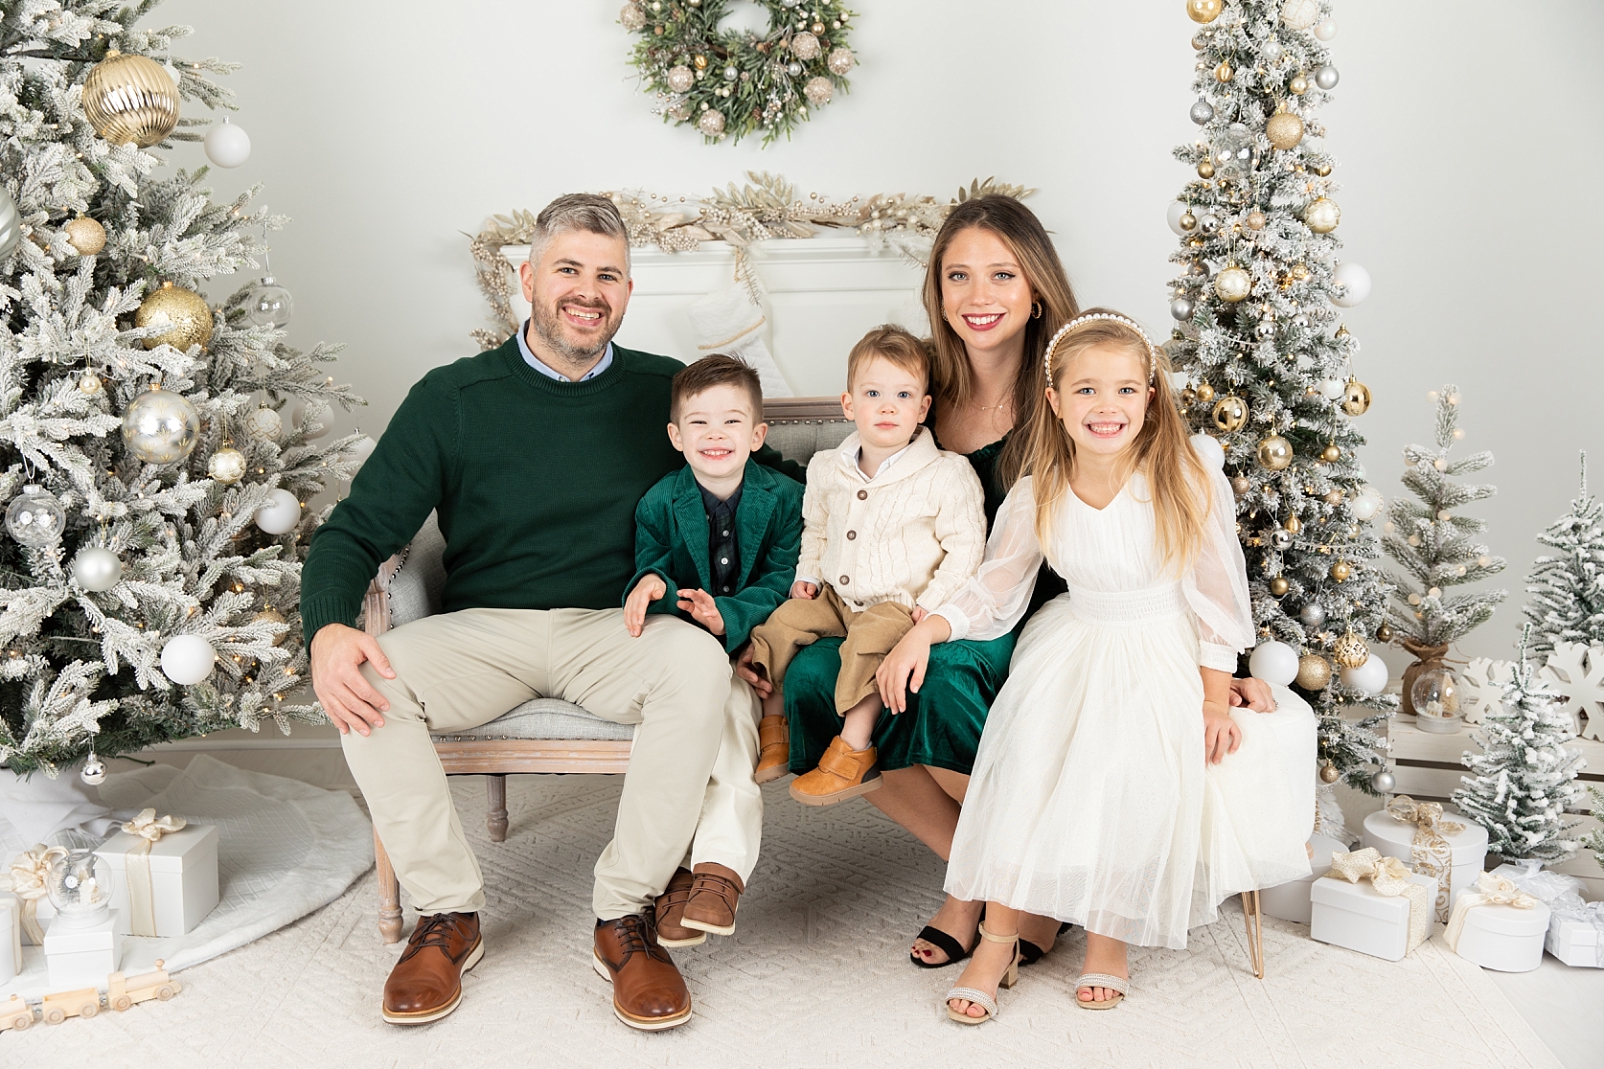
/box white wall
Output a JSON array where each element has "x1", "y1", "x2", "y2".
[{"x1": 161, "y1": 0, "x2": 1603, "y2": 661}]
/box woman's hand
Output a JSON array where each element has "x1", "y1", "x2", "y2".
[
  {"x1": 735, "y1": 643, "x2": 772, "y2": 697},
  {"x1": 876, "y1": 615, "x2": 952, "y2": 714},
  {"x1": 1202, "y1": 700, "x2": 1242, "y2": 764},
  {"x1": 624, "y1": 575, "x2": 667, "y2": 637},
  {"x1": 1228, "y1": 676, "x2": 1278, "y2": 712}
]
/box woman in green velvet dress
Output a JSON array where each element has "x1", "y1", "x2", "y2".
[{"x1": 739, "y1": 195, "x2": 1080, "y2": 965}]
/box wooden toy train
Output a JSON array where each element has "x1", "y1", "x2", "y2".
[{"x1": 0, "y1": 960, "x2": 181, "y2": 1030}]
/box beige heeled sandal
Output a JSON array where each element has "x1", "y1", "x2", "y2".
[
  {"x1": 1074, "y1": 971, "x2": 1128, "y2": 1010},
  {"x1": 943, "y1": 923, "x2": 1022, "y2": 1025}
]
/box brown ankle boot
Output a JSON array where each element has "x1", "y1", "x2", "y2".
[
  {"x1": 653, "y1": 867, "x2": 706, "y2": 948},
  {"x1": 754, "y1": 715, "x2": 791, "y2": 783},
  {"x1": 382, "y1": 911, "x2": 483, "y2": 1025},
  {"x1": 789, "y1": 736, "x2": 881, "y2": 806},
  {"x1": 593, "y1": 914, "x2": 692, "y2": 1031},
  {"x1": 681, "y1": 863, "x2": 745, "y2": 936}
]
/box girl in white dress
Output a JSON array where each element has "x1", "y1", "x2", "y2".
[{"x1": 875, "y1": 310, "x2": 1314, "y2": 1023}]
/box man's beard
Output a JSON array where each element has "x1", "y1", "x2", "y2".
[{"x1": 529, "y1": 294, "x2": 620, "y2": 371}]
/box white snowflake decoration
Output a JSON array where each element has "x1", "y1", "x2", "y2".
[
  {"x1": 1459, "y1": 657, "x2": 1516, "y2": 725},
  {"x1": 1535, "y1": 641, "x2": 1604, "y2": 740}
]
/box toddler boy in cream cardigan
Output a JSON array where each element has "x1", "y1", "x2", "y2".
[{"x1": 748, "y1": 325, "x2": 985, "y2": 806}]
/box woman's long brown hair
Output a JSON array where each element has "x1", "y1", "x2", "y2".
[{"x1": 922, "y1": 196, "x2": 1080, "y2": 488}]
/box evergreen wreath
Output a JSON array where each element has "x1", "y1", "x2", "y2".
[{"x1": 619, "y1": 0, "x2": 857, "y2": 146}]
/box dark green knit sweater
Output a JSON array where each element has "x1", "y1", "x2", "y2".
[{"x1": 300, "y1": 338, "x2": 799, "y2": 644}]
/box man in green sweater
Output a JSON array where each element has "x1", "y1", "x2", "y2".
[{"x1": 302, "y1": 195, "x2": 785, "y2": 1032}]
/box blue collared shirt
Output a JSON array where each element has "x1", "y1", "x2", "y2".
[{"x1": 516, "y1": 320, "x2": 614, "y2": 382}]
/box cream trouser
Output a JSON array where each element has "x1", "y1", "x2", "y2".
[{"x1": 343, "y1": 607, "x2": 762, "y2": 919}]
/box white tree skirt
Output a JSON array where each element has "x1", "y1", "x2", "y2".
[
  {"x1": 1, "y1": 754, "x2": 373, "y2": 999},
  {"x1": 0, "y1": 773, "x2": 1565, "y2": 1067}
]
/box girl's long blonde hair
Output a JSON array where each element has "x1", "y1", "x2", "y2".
[{"x1": 1023, "y1": 308, "x2": 1211, "y2": 570}]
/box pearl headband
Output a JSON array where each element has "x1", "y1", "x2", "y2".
[{"x1": 1044, "y1": 312, "x2": 1158, "y2": 383}]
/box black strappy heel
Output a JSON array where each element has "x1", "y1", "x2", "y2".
[
  {"x1": 910, "y1": 904, "x2": 987, "y2": 969},
  {"x1": 1019, "y1": 921, "x2": 1073, "y2": 967}
]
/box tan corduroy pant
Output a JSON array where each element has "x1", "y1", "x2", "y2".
[
  {"x1": 748, "y1": 586, "x2": 915, "y2": 715},
  {"x1": 343, "y1": 607, "x2": 762, "y2": 920}
]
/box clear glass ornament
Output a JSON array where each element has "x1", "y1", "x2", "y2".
[
  {"x1": 122, "y1": 388, "x2": 200, "y2": 465},
  {"x1": 6, "y1": 484, "x2": 66, "y2": 546},
  {"x1": 46, "y1": 850, "x2": 112, "y2": 928},
  {"x1": 246, "y1": 275, "x2": 294, "y2": 328},
  {"x1": 1210, "y1": 122, "x2": 1255, "y2": 179}
]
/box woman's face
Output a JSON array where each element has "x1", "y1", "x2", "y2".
[{"x1": 937, "y1": 227, "x2": 1035, "y2": 359}]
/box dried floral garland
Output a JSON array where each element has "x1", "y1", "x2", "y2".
[
  {"x1": 470, "y1": 172, "x2": 1032, "y2": 348},
  {"x1": 620, "y1": 0, "x2": 857, "y2": 146}
]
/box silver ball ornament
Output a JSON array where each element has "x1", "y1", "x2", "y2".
[
  {"x1": 1299, "y1": 602, "x2": 1327, "y2": 628},
  {"x1": 1189, "y1": 99, "x2": 1215, "y2": 125},
  {"x1": 786, "y1": 61, "x2": 802, "y2": 76},
  {"x1": 1262, "y1": 39, "x2": 1284, "y2": 62},
  {"x1": 6, "y1": 485, "x2": 66, "y2": 547},
  {"x1": 1269, "y1": 528, "x2": 1293, "y2": 550},
  {"x1": 1198, "y1": 212, "x2": 1220, "y2": 234},
  {"x1": 1370, "y1": 769, "x2": 1396, "y2": 794},
  {"x1": 72, "y1": 547, "x2": 123, "y2": 592},
  {"x1": 723, "y1": 65, "x2": 738, "y2": 81},
  {"x1": 80, "y1": 753, "x2": 107, "y2": 786},
  {"x1": 1170, "y1": 296, "x2": 1196, "y2": 321},
  {"x1": 1256, "y1": 317, "x2": 1277, "y2": 340},
  {"x1": 122, "y1": 389, "x2": 200, "y2": 465},
  {"x1": 1314, "y1": 64, "x2": 1339, "y2": 90},
  {"x1": 1210, "y1": 122, "x2": 1255, "y2": 180},
  {"x1": 245, "y1": 275, "x2": 293, "y2": 329}
]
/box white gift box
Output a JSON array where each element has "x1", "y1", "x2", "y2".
[
  {"x1": 1451, "y1": 896, "x2": 1551, "y2": 972},
  {"x1": 1310, "y1": 870, "x2": 1437, "y2": 961},
  {"x1": 1362, "y1": 807, "x2": 1488, "y2": 920},
  {"x1": 1545, "y1": 913, "x2": 1604, "y2": 968},
  {"x1": 44, "y1": 908, "x2": 123, "y2": 990},
  {"x1": 94, "y1": 823, "x2": 218, "y2": 938},
  {"x1": 1261, "y1": 832, "x2": 1348, "y2": 924},
  {"x1": 0, "y1": 894, "x2": 18, "y2": 983}
]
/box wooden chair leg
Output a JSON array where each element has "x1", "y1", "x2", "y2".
[
  {"x1": 486, "y1": 774, "x2": 509, "y2": 842},
  {"x1": 374, "y1": 826, "x2": 403, "y2": 944},
  {"x1": 1241, "y1": 889, "x2": 1265, "y2": 979}
]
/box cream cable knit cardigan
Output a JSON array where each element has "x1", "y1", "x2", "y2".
[{"x1": 796, "y1": 428, "x2": 987, "y2": 613}]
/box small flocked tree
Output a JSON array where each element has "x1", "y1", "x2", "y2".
[
  {"x1": 1525, "y1": 453, "x2": 1604, "y2": 658},
  {"x1": 0, "y1": 2, "x2": 364, "y2": 776},
  {"x1": 1383, "y1": 385, "x2": 1506, "y2": 712},
  {"x1": 1453, "y1": 627, "x2": 1583, "y2": 862},
  {"x1": 1167, "y1": 0, "x2": 1395, "y2": 790}
]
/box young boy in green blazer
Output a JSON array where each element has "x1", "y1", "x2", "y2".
[{"x1": 622, "y1": 354, "x2": 804, "y2": 946}]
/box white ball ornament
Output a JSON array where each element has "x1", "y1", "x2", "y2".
[
  {"x1": 206, "y1": 447, "x2": 247, "y2": 485},
  {"x1": 1280, "y1": 0, "x2": 1321, "y2": 31},
  {"x1": 347, "y1": 434, "x2": 377, "y2": 466},
  {"x1": 71, "y1": 547, "x2": 123, "y2": 592},
  {"x1": 203, "y1": 117, "x2": 251, "y2": 168},
  {"x1": 1340, "y1": 653, "x2": 1390, "y2": 697},
  {"x1": 1313, "y1": 18, "x2": 1338, "y2": 41},
  {"x1": 1331, "y1": 261, "x2": 1372, "y2": 307},
  {"x1": 1190, "y1": 432, "x2": 1225, "y2": 472},
  {"x1": 289, "y1": 399, "x2": 329, "y2": 439},
  {"x1": 1350, "y1": 487, "x2": 1385, "y2": 521},
  {"x1": 1166, "y1": 200, "x2": 1194, "y2": 237},
  {"x1": 160, "y1": 634, "x2": 215, "y2": 685},
  {"x1": 255, "y1": 488, "x2": 301, "y2": 535},
  {"x1": 1319, "y1": 377, "x2": 1346, "y2": 400},
  {"x1": 1249, "y1": 641, "x2": 1300, "y2": 686},
  {"x1": 245, "y1": 406, "x2": 282, "y2": 440}
]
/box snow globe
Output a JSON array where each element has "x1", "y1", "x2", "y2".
[
  {"x1": 46, "y1": 849, "x2": 113, "y2": 928},
  {"x1": 1412, "y1": 667, "x2": 1462, "y2": 735}
]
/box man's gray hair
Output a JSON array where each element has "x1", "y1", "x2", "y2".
[{"x1": 527, "y1": 193, "x2": 631, "y2": 276}]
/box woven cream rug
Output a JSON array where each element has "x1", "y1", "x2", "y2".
[{"x1": 1, "y1": 775, "x2": 1564, "y2": 1069}]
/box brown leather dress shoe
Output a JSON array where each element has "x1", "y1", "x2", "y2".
[
  {"x1": 382, "y1": 911, "x2": 483, "y2": 1025},
  {"x1": 593, "y1": 914, "x2": 692, "y2": 1031},
  {"x1": 753, "y1": 715, "x2": 791, "y2": 783},
  {"x1": 681, "y1": 863, "x2": 744, "y2": 936},
  {"x1": 653, "y1": 867, "x2": 707, "y2": 948}
]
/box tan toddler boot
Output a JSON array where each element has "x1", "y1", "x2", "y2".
[
  {"x1": 753, "y1": 715, "x2": 791, "y2": 783},
  {"x1": 789, "y1": 736, "x2": 881, "y2": 806}
]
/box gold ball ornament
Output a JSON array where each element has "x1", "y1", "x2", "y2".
[
  {"x1": 1214, "y1": 265, "x2": 1252, "y2": 302},
  {"x1": 1269, "y1": 576, "x2": 1290, "y2": 596},
  {"x1": 77, "y1": 370, "x2": 103, "y2": 395},
  {"x1": 1231, "y1": 475, "x2": 1252, "y2": 497},
  {"x1": 1186, "y1": 0, "x2": 1223, "y2": 23},
  {"x1": 1195, "y1": 382, "x2": 1215, "y2": 403},
  {"x1": 253, "y1": 607, "x2": 288, "y2": 646},
  {"x1": 1285, "y1": 515, "x2": 1302, "y2": 534},
  {"x1": 620, "y1": 3, "x2": 646, "y2": 32},
  {"x1": 666, "y1": 65, "x2": 695, "y2": 92},
  {"x1": 1319, "y1": 761, "x2": 1341, "y2": 784},
  {"x1": 790, "y1": 31, "x2": 822, "y2": 61},
  {"x1": 206, "y1": 447, "x2": 247, "y2": 485},
  {"x1": 1266, "y1": 111, "x2": 1306, "y2": 151},
  {"x1": 1246, "y1": 210, "x2": 1267, "y2": 230},
  {"x1": 697, "y1": 109, "x2": 726, "y2": 137},
  {"x1": 1215, "y1": 61, "x2": 1233, "y2": 83},
  {"x1": 64, "y1": 215, "x2": 107, "y2": 256},
  {"x1": 1197, "y1": 158, "x2": 1216, "y2": 179},
  {"x1": 1212, "y1": 395, "x2": 1248, "y2": 433},
  {"x1": 1332, "y1": 630, "x2": 1369, "y2": 670},
  {"x1": 1330, "y1": 560, "x2": 1352, "y2": 582},
  {"x1": 1321, "y1": 443, "x2": 1341, "y2": 463},
  {"x1": 1296, "y1": 654, "x2": 1333, "y2": 691},
  {"x1": 803, "y1": 76, "x2": 834, "y2": 107},
  {"x1": 135, "y1": 281, "x2": 213, "y2": 351},
  {"x1": 1325, "y1": 488, "x2": 1346, "y2": 505},
  {"x1": 827, "y1": 47, "x2": 856, "y2": 76},
  {"x1": 1256, "y1": 435, "x2": 1294, "y2": 471},
  {"x1": 82, "y1": 50, "x2": 180, "y2": 147},
  {"x1": 1289, "y1": 74, "x2": 1309, "y2": 95},
  {"x1": 1341, "y1": 379, "x2": 1372, "y2": 416},
  {"x1": 1304, "y1": 197, "x2": 1341, "y2": 233},
  {"x1": 1313, "y1": 163, "x2": 1332, "y2": 177},
  {"x1": 1376, "y1": 621, "x2": 1395, "y2": 643}
]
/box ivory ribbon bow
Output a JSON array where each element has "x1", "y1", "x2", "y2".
[
  {"x1": 1386, "y1": 795, "x2": 1465, "y2": 924},
  {"x1": 1328, "y1": 846, "x2": 1432, "y2": 954},
  {"x1": 6, "y1": 844, "x2": 68, "y2": 943},
  {"x1": 121, "y1": 809, "x2": 186, "y2": 938},
  {"x1": 1443, "y1": 871, "x2": 1538, "y2": 952}
]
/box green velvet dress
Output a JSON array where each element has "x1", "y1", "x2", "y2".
[{"x1": 784, "y1": 430, "x2": 1066, "y2": 775}]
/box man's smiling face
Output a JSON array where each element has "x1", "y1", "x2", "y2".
[{"x1": 519, "y1": 229, "x2": 632, "y2": 374}]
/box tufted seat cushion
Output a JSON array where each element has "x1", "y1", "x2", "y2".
[{"x1": 428, "y1": 697, "x2": 635, "y2": 743}]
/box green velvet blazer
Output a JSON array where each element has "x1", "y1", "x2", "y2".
[{"x1": 626, "y1": 459, "x2": 805, "y2": 652}]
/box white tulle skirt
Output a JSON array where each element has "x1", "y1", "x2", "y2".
[{"x1": 945, "y1": 593, "x2": 1316, "y2": 949}]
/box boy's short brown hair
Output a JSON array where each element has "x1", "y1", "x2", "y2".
[
  {"x1": 847, "y1": 325, "x2": 931, "y2": 393},
  {"x1": 670, "y1": 353, "x2": 764, "y2": 422}
]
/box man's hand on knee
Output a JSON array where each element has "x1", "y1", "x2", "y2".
[{"x1": 311, "y1": 623, "x2": 397, "y2": 736}]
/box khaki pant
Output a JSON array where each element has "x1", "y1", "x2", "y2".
[
  {"x1": 748, "y1": 587, "x2": 915, "y2": 715},
  {"x1": 342, "y1": 607, "x2": 762, "y2": 920}
]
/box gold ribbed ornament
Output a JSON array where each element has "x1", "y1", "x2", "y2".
[
  {"x1": 135, "y1": 281, "x2": 213, "y2": 351},
  {"x1": 64, "y1": 215, "x2": 107, "y2": 255},
  {"x1": 82, "y1": 50, "x2": 180, "y2": 147},
  {"x1": 1332, "y1": 629, "x2": 1369, "y2": 669},
  {"x1": 1212, "y1": 395, "x2": 1248, "y2": 433}
]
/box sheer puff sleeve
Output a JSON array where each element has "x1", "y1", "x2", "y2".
[
  {"x1": 932, "y1": 477, "x2": 1045, "y2": 643},
  {"x1": 1184, "y1": 467, "x2": 1255, "y2": 673}
]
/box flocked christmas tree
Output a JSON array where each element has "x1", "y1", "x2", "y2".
[
  {"x1": 1452, "y1": 627, "x2": 1583, "y2": 863},
  {"x1": 1167, "y1": 0, "x2": 1395, "y2": 791},
  {"x1": 1524, "y1": 453, "x2": 1604, "y2": 658},
  {"x1": 1382, "y1": 384, "x2": 1506, "y2": 713},
  {"x1": 0, "y1": 2, "x2": 365, "y2": 777}
]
